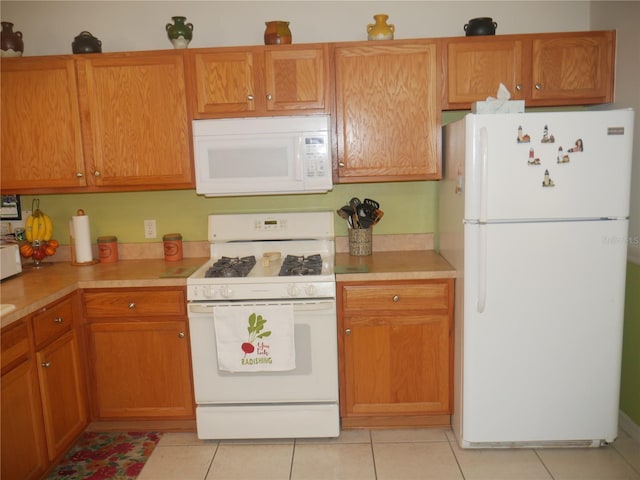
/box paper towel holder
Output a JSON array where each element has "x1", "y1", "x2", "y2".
[{"x1": 70, "y1": 208, "x2": 99, "y2": 266}]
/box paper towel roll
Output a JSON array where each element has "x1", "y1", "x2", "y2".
[{"x1": 71, "y1": 214, "x2": 93, "y2": 263}]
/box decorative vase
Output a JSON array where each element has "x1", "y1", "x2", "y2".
[
  {"x1": 1, "y1": 22, "x2": 24, "y2": 57},
  {"x1": 367, "y1": 14, "x2": 394, "y2": 41},
  {"x1": 464, "y1": 17, "x2": 497, "y2": 36},
  {"x1": 166, "y1": 16, "x2": 193, "y2": 49},
  {"x1": 72, "y1": 31, "x2": 102, "y2": 54},
  {"x1": 264, "y1": 21, "x2": 292, "y2": 45}
]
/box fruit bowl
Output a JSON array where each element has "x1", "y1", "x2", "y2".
[{"x1": 20, "y1": 239, "x2": 59, "y2": 268}]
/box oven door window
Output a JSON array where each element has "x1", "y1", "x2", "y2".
[{"x1": 189, "y1": 300, "x2": 338, "y2": 403}]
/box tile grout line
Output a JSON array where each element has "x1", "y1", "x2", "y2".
[{"x1": 533, "y1": 448, "x2": 557, "y2": 480}]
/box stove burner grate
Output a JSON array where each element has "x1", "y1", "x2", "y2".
[
  {"x1": 205, "y1": 256, "x2": 257, "y2": 278},
  {"x1": 279, "y1": 254, "x2": 323, "y2": 276}
]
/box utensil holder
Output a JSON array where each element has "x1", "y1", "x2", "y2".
[{"x1": 349, "y1": 228, "x2": 372, "y2": 256}]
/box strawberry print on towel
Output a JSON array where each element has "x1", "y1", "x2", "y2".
[{"x1": 213, "y1": 305, "x2": 296, "y2": 372}]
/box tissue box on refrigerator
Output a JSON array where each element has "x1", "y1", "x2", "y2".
[{"x1": 472, "y1": 100, "x2": 525, "y2": 114}]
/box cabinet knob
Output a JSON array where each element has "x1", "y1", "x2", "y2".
[
  {"x1": 76, "y1": 172, "x2": 84, "y2": 178},
  {"x1": 266, "y1": 93, "x2": 273, "y2": 101},
  {"x1": 535, "y1": 83, "x2": 542, "y2": 90},
  {"x1": 247, "y1": 94, "x2": 254, "y2": 101},
  {"x1": 393, "y1": 295, "x2": 399, "y2": 302},
  {"x1": 515, "y1": 84, "x2": 522, "y2": 91},
  {"x1": 344, "y1": 328, "x2": 352, "y2": 335},
  {"x1": 94, "y1": 171, "x2": 101, "y2": 177},
  {"x1": 178, "y1": 332, "x2": 185, "y2": 339},
  {"x1": 338, "y1": 162, "x2": 345, "y2": 168},
  {"x1": 128, "y1": 302, "x2": 135, "y2": 309},
  {"x1": 41, "y1": 361, "x2": 51, "y2": 368},
  {"x1": 54, "y1": 317, "x2": 63, "y2": 324}
]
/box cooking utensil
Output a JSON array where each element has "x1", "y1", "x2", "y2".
[
  {"x1": 349, "y1": 198, "x2": 361, "y2": 228},
  {"x1": 337, "y1": 206, "x2": 354, "y2": 220}
]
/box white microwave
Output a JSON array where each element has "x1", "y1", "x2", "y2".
[{"x1": 192, "y1": 115, "x2": 332, "y2": 197}]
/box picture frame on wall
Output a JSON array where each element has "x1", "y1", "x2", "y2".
[{"x1": 1, "y1": 195, "x2": 21, "y2": 220}]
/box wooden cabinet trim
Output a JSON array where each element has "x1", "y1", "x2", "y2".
[{"x1": 82, "y1": 287, "x2": 187, "y2": 319}]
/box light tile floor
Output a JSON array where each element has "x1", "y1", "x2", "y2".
[{"x1": 138, "y1": 428, "x2": 640, "y2": 480}]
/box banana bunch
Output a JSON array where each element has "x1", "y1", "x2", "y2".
[{"x1": 25, "y1": 209, "x2": 54, "y2": 242}]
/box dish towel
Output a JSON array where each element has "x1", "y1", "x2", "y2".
[{"x1": 213, "y1": 304, "x2": 296, "y2": 372}]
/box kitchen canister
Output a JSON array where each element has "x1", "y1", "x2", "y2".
[
  {"x1": 348, "y1": 228, "x2": 372, "y2": 256},
  {"x1": 367, "y1": 14, "x2": 394, "y2": 41},
  {"x1": 72, "y1": 31, "x2": 102, "y2": 54},
  {"x1": 163, "y1": 233, "x2": 183, "y2": 261},
  {"x1": 97, "y1": 236, "x2": 118, "y2": 263}
]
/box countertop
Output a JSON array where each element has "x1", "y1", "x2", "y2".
[
  {"x1": 335, "y1": 250, "x2": 455, "y2": 282},
  {"x1": 1, "y1": 250, "x2": 455, "y2": 328},
  {"x1": 0, "y1": 258, "x2": 207, "y2": 328}
]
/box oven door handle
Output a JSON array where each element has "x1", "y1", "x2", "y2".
[{"x1": 188, "y1": 301, "x2": 335, "y2": 315}]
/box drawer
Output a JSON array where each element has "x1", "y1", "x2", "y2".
[
  {"x1": 342, "y1": 281, "x2": 450, "y2": 313},
  {"x1": 32, "y1": 297, "x2": 74, "y2": 347},
  {"x1": 1, "y1": 319, "x2": 30, "y2": 371},
  {"x1": 83, "y1": 288, "x2": 186, "y2": 318}
]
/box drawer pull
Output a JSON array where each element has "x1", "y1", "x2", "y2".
[
  {"x1": 41, "y1": 361, "x2": 51, "y2": 368},
  {"x1": 54, "y1": 317, "x2": 63, "y2": 324},
  {"x1": 128, "y1": 302, "x2": 135, "y2": 309},
  {"x1": 178, "y1": 332, "x2": 185, "y2": 339},
  {"x1": 535, "y1": 83, "x2": 542, "y2": 90},
  {"x1": 345, "y1": 328, "x2": 352, "y2": 335},
  {"x1": 393, "y1": 295, "x2": 399, "y2": 302}
]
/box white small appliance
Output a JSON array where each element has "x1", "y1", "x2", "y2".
[
  {"x1": 0, "y1": 243, "x2": 22, "y2": 280},
  {"x1": 192, "y1": 115, "x2": 332, "y2": 197},
  {"x1": 187, "y1": 211, "x2": 339, "y2": 439},
  {"x1": 439, "y1": 109, "x2": 634, "y2": 448}
]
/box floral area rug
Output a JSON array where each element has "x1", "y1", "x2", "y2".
[{"x1": 47, "y1": 431, "x2": 162, "y2": 480}]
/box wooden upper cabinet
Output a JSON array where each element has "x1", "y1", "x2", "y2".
[
  {"x1": 442, "y1": 30, "x2": 615, "y2": 110},
  {"x1": 191, "y1": 50, "x2": 258, "y2": 115},
  {"x1": 189, "y1": 44, "x2": 329, "y2": 118},
  {"x1": 77, "y1": 52, "x2": 193, "y2": 189},
  {"x1": 444, "y1": 38, "x2": 524, "y2": 109},
  {"x1": 1, "y1": 57, "x2": 86, "y2": 191},
  {"x1": 529, "y1": 31, "x2": 615, "y2": 105},
  {"x1": 334, "y1": 41, "x2": 441, "y2": 182},
  {"x1": 264, "y1": 47, "x2": 327, "y2": 112}
]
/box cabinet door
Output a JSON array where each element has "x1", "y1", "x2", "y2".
[
  {"x1": 36, "y1": 329, "x2": 87, "y2": 461},
  {"x1": 87, "y1": 321, "x2": 194, "y2": 419},
  {"x1": 342, "y1": 312, "x2": 451, "y2": 416},
  {"x1": 77, "y1": 52, "x2": 193, "y2": 189},
  {"x1": 264, "y1": 46, "x2": 328, "y2": 112},
  {"x1": 0, "y1": 57, "x2": 86, "y2": 192},
  {"x1": 191, "y1": 50, "x2": 259, "y2": 116},
  {"x1": 334, "y1": 42, "x2": 440, "y2": 182},
  {"x1": 444, "y1": 38, "x2": 524, "y2": 109},
  {"x1": 529, "y1": 31, "x2": 614, "y2": 105}
]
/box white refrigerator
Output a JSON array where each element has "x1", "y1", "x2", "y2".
[{"x1": 438, "y1": 109, "x2": 634, "y2": 448}]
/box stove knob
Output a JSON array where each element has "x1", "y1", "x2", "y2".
[
  {"x1": 203, "y1": 286, "x2": 217, "y2": 299},
  {"x1": 220, "y1": 285, "x2": 233, "y2": 299},
  {"x1": 288, "y1": 284, "x2": 300, "y2": 297},
  {"x1": 305, "y1": 284, "x2": 316, "y2": 297}
]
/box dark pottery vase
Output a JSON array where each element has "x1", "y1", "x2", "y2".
[
  {"x1": 72, "y1": 31, "x2": 102, "y2": 54},
  {"x1": 1, "y1": 21, "x2": 24, "y2": 57},
  {"x1": 264, "y1": 21, "x2": 292, "y2": 45},
  {"x1": 166, "y1": 16, "x2": 193, "y2": 49},
  {"x1": 464, "y1": 17, "x2": 497, "y2": 36}
]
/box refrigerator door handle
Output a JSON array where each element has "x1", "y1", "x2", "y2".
[
  {"x1": 479, "y1": 127, "x2": 489, "y2": 223},
  {"x1": 477, "y1": 224, "x2": 487, "y2": 313}
]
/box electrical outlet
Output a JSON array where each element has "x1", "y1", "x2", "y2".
[{"x1": 144, "y1": 219, "x2": 157, "y2": 239}]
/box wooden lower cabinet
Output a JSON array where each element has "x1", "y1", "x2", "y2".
[
  {"x1": 1, "y1": 322, "x2": 48, "y2": 480},
  {"x1": 337, "y1": 279, "x2": 453, "y2": 428},
  {"x1": 37, "y1": 330, "x2": 87, "y2": 460},
  {"x1": 82, "y1": 288, "x2": 195, "y2": 421}
]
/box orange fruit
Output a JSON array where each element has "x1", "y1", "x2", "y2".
[
  {"x1": 44, "y1": 245, "x2": 56, "y2": 256},
  {"x1": 48, "y1": 239, "x2": 60, "y2": 248},
  {"x1": 20, "y1": 244, "x2": 34, "y2": 258}
]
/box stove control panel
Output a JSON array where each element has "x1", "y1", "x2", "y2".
[{"x1": 188, "y1": 282, "x2": 336, "y2": 301}]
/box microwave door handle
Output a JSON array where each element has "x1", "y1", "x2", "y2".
[{"x1": 294, "y1": 137, "x2": 303, "y2": 181}]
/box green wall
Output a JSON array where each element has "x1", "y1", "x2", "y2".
[
  {"x1": 621, "y1": 262, "x2": 640, "y2": 424},
  {"x1": 22, "y1": 181, "x2": 438, "y2": 244}
]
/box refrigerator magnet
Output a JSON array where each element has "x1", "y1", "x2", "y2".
[
  {"x1": 541, "y1": 125, "x2": 555, "y2": 143},
  {"x1": 517, "y1": 125, "x2": 531, "y2": 143},
  {"x1": 542, "y1": 169, "x2": 555, "y2": 187},
  {"x1": 528, "y1": 148, "x2": 541, "y2": 165},
  {"x1": 557, "y1": 147, "x2": 570, "y2": 164},
  {"x1": 568, "y1": 138, "x2": 584, "y2": 152}
]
